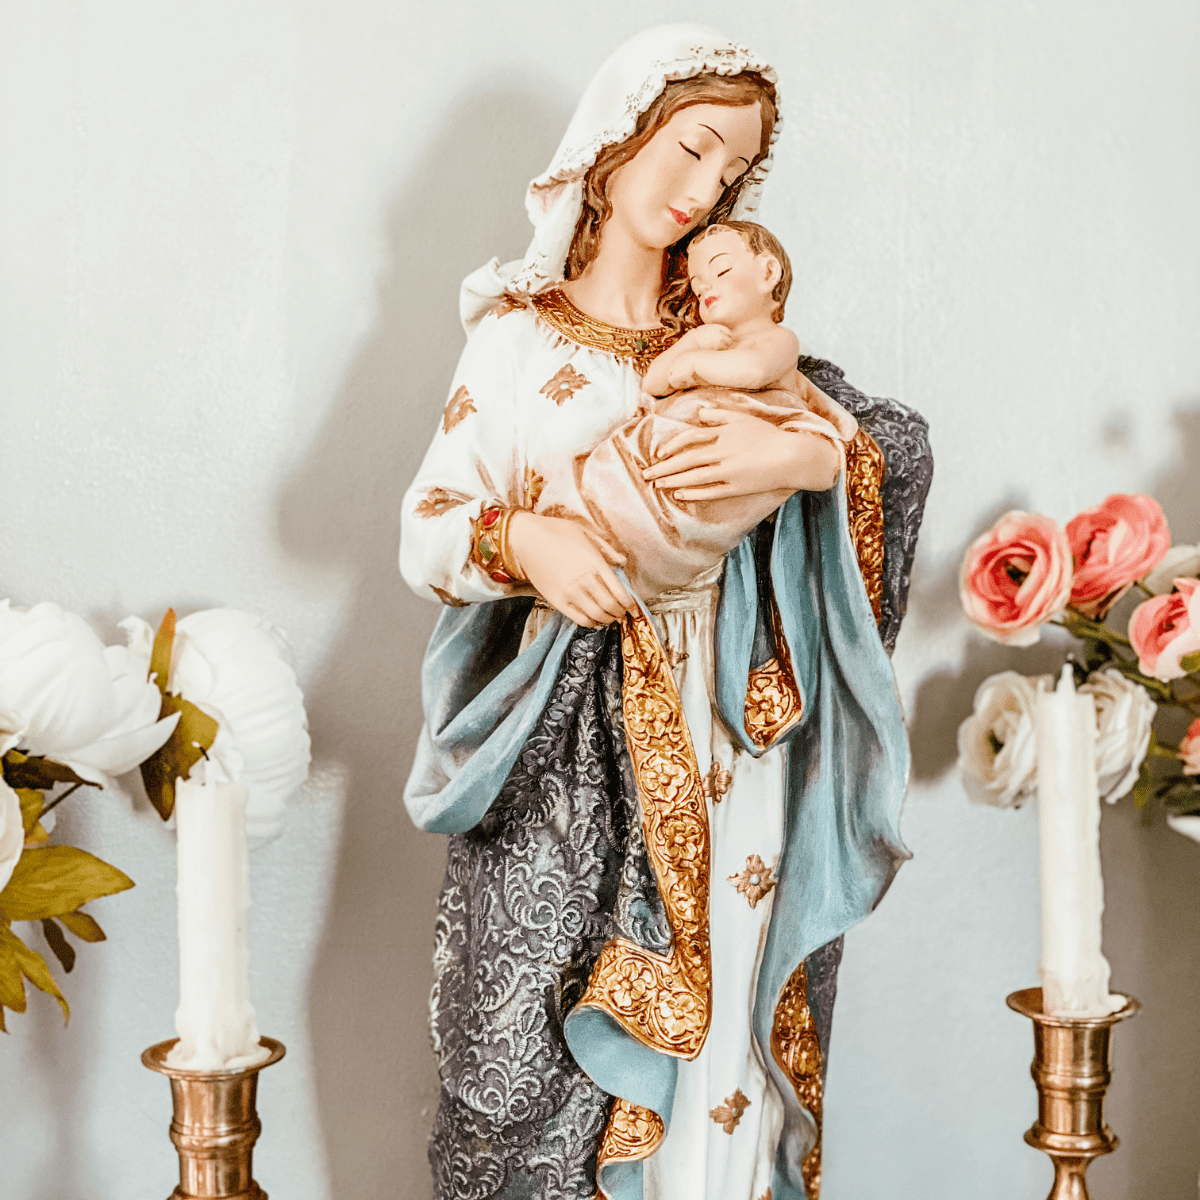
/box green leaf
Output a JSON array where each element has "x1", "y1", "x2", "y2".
[
  {"x1": 138, "y1": 695, "x2": 219, "y2": 821},
  {"x1": 0, "y1": 930, "x2": 27, "y2": 1012},
  {"x1": 16, "y1": 789, "x2": 43, "y2": 836},
  {"x1": 57, "y1": 910, "x2": 106, "y2": 943},
  {"x1": 2, "y1": 752, "x2": 94, "y2": 793},
  {"x1": 40, "y1": 919, "x2": 75, "y2": 974},
  {"x1": 1129, "y1": 759, "x2": 1155, "y2": 809},
  {"x1": 1182, "y1": 651, "x2": 1200, "y2": 674},
  {"x1": 0, "y1": 925, "x2": 68, "y2": 1023},
  {"x1": 1162, "y1": 781, "x2": 1200, "y2": 809},
  {"x1": 148, "y1": 608, "x2": 176, "y2": 697},
  {"x1": 0, "y1": 845, "x2": 134, "y2": 921}
]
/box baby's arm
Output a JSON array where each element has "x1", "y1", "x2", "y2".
[
  {"x1": 668, "y1": 325, "x2": 801, "y2": 392},
  {"x1": 643, "y1": 325, "x2": 733, "y2": 396}
]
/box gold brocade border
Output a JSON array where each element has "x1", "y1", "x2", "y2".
[
  {"x1": 771, "y1": 961, "x2": 825, "y2": 1200},
  {"x1": 595, "y1": 1097, "x2": 666, "y2": 1190},
  {"x1": 844, "y1": 429, "x2": 886, "y2": 624},
  {"x1": 575, "y1": 607, "x2": 712, "y2": 1060},
  {"x1": 745, "y1": 597, "x2": 803, "y2": 751},
  {"x1": 531, "y1": 289, "x2": 680, "y2": 375}
]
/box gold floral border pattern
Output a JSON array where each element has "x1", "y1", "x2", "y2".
[
  {"x1": 531, "y1": 289, "x2": 680, "y2": 375},
  {"x1": 770, "y1": 961, "x2": 825, "y2": 1200},
  {"x1": 744, "y1": 597, "x2": 803, "y2": 750},
  {"x1": 575, "y1": 607, "x2": 712, "y2": 1059},
  {"x1": 595, "y1": 1097, "x2": 666, "y2": 1189},
  {"x1": 844, "y1": 429, "x2": 886, "y2": 624}
]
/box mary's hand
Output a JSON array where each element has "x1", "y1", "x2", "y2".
[
  {"x1": 641, "y1": 408, "x2": 841, "y2": 500},
  {"x1": 507, "y1": 511, "x2": 637, "y2": 628}
]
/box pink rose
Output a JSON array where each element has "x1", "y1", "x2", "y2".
[
  {"x1": 1180, "y1": 718, "x2": 1200, "y2": 776},
  {"x1": 960, "y1": 512, "x2": 1073, "y2": 646},
  {"x1": 1066, "y1": 493, "x2": 1171, "y2": 617},
  {"x1": 1128, "y1": 578, "x2": 1200, "y2": 681}
]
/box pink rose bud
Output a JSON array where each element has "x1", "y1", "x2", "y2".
[
  {"x1": 1128, "y1": 578, "x2": 1200, "y2": 681},
  {"x1": 960, "y1": 511, "x2": 1073, "y2": 646},
  {"x1": 1066, "y1": 493, "x2": 1171, "y2": 618},
  {"x1": 1180, "y1": 718, "x2": 1200, "y2": 776}
]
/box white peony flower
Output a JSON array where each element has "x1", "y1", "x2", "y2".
[
  {"x1": 1078, "y1": 668, "x2": 1158, "y2": 803},
  {"x1": 0, "y1": 779, "x2": 23, "y2": 894},
  {"x1": 1143, "y1": 544, "x2": 1200, "y2": 595},
  {"x1": 123, "y1": 609, "x2": 311, "y2": 847},
  {"x1": 957, "y1": 671, "x2": 1053, "y2": 809},
  {"x1": 0, "y1": 600, "x2": 179, "y2": 786}
]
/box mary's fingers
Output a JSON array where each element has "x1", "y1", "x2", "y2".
[
  {"x1": 594, "y1": 567, "x2": 637, "y2": 614},
  {"x1": 643, "y1": 446, "x2": 721, "y2": 481},
  {"x1": 577, "y1": 579, "x2": 626, "y2": 624},
  {"x1": 695, "y1": 407, "x2": 744, "y2": 426},
  {"x1": 650, "y1": 464, "x2": 729, "y2": 490},
  {"x1": 562, "y1": 600, "x2": 601, "y2": 628},
  {"x1": 671, "y1": 483, "x2": 738, "y2": 501},
  {"x1": 650, "y1": 426, "x2": 717, "y2": 462}
]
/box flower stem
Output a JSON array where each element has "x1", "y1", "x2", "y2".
[{"x1": 39, "y1": 781, "x2": 85, "y2": 818}]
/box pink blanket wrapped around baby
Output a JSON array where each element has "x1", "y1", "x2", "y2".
[{"x1": 537, "y1": 374, "x2": 859, "y2": 600}]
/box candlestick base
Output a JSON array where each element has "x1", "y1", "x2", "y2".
[
  {"x1": 142, "y1": 1037, "x2": 285, "y2": 1200},
  {"x1": 1006, "y1": 988, "x2": 1139, "y2": 1200}
]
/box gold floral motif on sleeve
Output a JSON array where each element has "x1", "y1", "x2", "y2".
[
  {"x1": 844, "y1": 429, "x2": 886, "y2": 623},
  {"x1": 771, "y1": 961, "x2": 825, "y2": 1199},
  {"x1": 539, "y1": 363, "x2": 590, "y2": 406},
  {"x1": 574, "y1": 606, "x2": 712, "y2": 1059},
  {"x1": 414, "y1": 487, "x2": 472, "y2": 519},
  {"x1": 489, "y1": 292, "x2": 529, "y2": 319},
  {"x1": 442, "y1": 385, "x2": 476, "y2": 433}
]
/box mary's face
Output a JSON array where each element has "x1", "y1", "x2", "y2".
[{"x1": 605, "y1": 102, "x2": 764, "y2": 252}]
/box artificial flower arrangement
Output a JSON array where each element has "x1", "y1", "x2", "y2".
[
  {"x1": 0, "y1": 602, "x2": 309, "y2": 1030},
  {"x1": 957, "y1": 494, "x2": 1200, "y2": 838}
]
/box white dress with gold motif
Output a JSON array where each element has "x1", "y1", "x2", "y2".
[{"x1": 401, "y1": 295, "x2": 792, "y2": 1200}]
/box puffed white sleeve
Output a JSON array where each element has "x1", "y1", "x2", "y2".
[{"x1": 399, "y1": 311, "x2": 526, "y2": 606}]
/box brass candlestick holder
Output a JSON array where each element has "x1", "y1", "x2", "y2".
[
  {"x1": 142, "y1": 1037, "x2": 286, "y2": 1200},
  {"x1": 1007, "y1": 988, "x2": 1139, "y2": 1200}
]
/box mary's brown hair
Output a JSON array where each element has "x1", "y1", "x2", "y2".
[{"x1": 563, "y1": 71, "x2": 777, "y2": 333}]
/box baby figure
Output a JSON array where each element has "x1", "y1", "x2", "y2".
[{"x1": 539, "y1": 220, "x2": 858, "y2": 600}]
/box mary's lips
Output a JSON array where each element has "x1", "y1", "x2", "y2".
[
  {"x1": 669, "y1": 207, "x2": 691, "y2": 226},
  {"x1": 704, "y1": 296, "x2": 717, "y2": 307}
]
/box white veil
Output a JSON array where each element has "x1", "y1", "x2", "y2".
[{"x1": 460, "y1": 25, "x2": 780, "y2": 333}]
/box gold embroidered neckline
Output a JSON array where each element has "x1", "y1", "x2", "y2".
[{"x1": 531, "y1": 288, "x2": 680, "y2": 373}]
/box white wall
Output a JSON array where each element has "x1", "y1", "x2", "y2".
[{"x1": 1, "y1": 2, "x2": 1197, "y2": 1198}]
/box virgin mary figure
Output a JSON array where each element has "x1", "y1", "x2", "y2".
[{"x1": 400, "y1": 24, "x2": 932, "y2": 1200}]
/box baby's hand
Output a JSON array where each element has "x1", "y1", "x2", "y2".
[{"x1": 680, "y1": 323, "x2": 733, "y2": 352}]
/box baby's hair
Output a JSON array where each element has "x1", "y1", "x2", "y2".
[{"x1": 691, "y1": 220, "x2": 792, "y2": 323}]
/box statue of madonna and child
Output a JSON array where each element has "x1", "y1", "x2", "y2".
[{"x1": 399, "y1": 24, "x2": 933, "y2": 1200}]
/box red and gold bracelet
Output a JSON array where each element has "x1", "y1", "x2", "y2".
[{"x1": 470, "y1": 503, "x2": 526, "y2": 585}]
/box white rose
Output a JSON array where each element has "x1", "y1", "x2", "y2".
[
  {"x1": 0, "y1": 601, "x2": 179, "y2": 785},
  {"x1": 1078, "y1": 668, "x2": 1157, "y2": 803},
  {"x1": 0, "y1": 780, "x2": 23, "y2": 894},
  {"x1": 957, "y1": 671, "x2": 1052, "y2": 809},
  {"x1": 123, "y1": 609, "x2": 311, "y2": 847},
  {"x1": 1143, "y1": 544, "x2": 1200, "y2": 595}
]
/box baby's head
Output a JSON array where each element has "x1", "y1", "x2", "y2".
[{"x1": 687, "y1": 221, "x2": 792, "y2": 329}]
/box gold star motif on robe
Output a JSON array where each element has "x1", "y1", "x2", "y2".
[
  {"x1": 728, "y1": 854, "x2": 777, "y2": 908},
  {"x1": 442, "y1": 385, "x2": 476, "y2": 433},
  {"x1": 709, "y1": 1088, "x2": 751, "y2": 1134}
]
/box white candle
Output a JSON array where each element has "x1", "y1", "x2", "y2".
[
  {"x1": 166, "y1": 774, "x2": 270, "y2": 1071},
  {"x1": 1035, "y1": 667, "x2": 1122, "y2": 1017}
]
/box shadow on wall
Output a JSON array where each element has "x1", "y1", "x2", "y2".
[
  {"x1": 276, "y1": 85, "x2": 569, "y2": 1200},
  {"x1": 906, "y1": 402, "x2": 1200, "y2": 1200}
]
